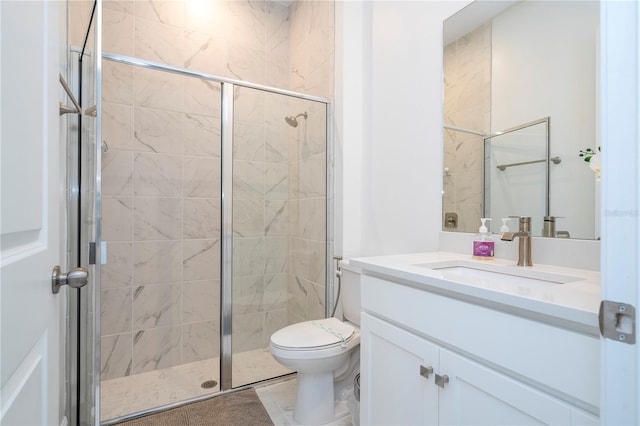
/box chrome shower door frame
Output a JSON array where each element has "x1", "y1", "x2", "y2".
[{"x1": 94, "y1": 52, "x2": 334, "y2": 417}]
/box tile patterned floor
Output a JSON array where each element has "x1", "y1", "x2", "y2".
[{"x1": 256, "y1": 378, "x2": 355, "y2": 426}]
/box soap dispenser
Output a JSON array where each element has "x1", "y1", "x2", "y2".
[
  {"x1": 500, "y1": 217, "x2": 511, "y2": 233},
  {"x1": 473, "y1": 218, "x2": 495, "y2": 260}
]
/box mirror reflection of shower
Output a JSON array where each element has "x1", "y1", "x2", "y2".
[{"x1": 284, "y1": 111, "x2": 308, "y2": 127}]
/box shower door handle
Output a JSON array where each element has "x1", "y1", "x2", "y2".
[{"x1": 52, "y1": 266, "x2": 89, "y2": 294}]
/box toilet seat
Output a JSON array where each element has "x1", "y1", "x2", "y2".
[{"x1": 270, "y1": 318, "x2": 356, "y2": 351}]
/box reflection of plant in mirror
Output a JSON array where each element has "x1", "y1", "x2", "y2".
[{"x1": 579, "y1": 147, "x2": 601, "y2": 180}]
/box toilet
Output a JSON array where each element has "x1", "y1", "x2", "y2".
[{"x1": 269, "y1": 261, "x2": 361, "y2": 425}]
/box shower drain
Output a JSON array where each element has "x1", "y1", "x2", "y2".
[{"x1": 201, "y1": 380, "x2": 218, "y2": 389}]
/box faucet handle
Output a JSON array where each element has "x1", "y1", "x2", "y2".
[{"x1": 518, "y1": 216, "x2": 531, "y2": 232}]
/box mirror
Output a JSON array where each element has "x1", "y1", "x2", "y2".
[{"x1": 442, "y1": 0, "x2": 600, "y2": 239}]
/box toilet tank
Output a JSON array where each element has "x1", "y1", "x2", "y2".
[{"x1": 339, "y1": 260, "x2": 362, "y2": 326}]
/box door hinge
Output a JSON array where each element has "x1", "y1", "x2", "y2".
[{"x1": 599, "y1": 300, "x2": 636, "y2": 344}]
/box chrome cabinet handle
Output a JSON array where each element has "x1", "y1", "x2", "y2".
[
  {"x1": 52, "y1": 266, "x2": 88, "y2": 294},
  {"x1": 420, "y1": 365, "x2": 434, "y2": 379},
  {"x1": 435, "y1": 374, "x2": 449, "y2": 388}
]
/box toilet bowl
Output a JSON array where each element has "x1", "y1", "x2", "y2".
[{"x1": 269, "y1": 261, "x2": 361, "y2": 425}]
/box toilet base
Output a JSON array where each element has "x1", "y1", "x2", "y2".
[{"x1": 294, "y1": 371, "x2": 335, "y2": 425}]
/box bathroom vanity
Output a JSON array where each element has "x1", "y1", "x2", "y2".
[{"x1": 350, "y1": 252, "x2": 600, "y2": 425}]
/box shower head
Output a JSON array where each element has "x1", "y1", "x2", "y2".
[{"x1": 284, "y1": 112, "x2": 308, "y2": 128}]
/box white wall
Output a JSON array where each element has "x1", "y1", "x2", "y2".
[{"x1": 336, "y1": 0, "x2": 470, "y2": 258}]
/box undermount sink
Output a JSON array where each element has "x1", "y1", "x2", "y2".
[{"x1": 413, "y1": 260, "x2": 582, "y2": 286}]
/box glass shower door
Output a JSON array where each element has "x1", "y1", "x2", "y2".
[
  {"x1": 230, "y1": 86, "x2": 328, "y2": 387},
  {"x1": 99, "y1": 61, "x2": 223, "y2": 421}
]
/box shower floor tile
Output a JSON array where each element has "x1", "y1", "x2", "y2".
[{"x1": 100, "y1": 347, "x2": 291, "y2": 422}]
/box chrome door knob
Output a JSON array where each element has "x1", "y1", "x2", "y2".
[{"x1": 52, "y1": 266, "x2": 89, "y2": 294}]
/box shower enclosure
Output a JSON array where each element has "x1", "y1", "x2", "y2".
[
  {"x1": 98, "y1": 57, "x2": 331, "y2": 422},
  {"x1": 68, "y1": 0, "x2": 335, "y2": 423}
]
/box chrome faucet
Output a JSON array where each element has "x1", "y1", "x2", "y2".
[{"x1": 500, "y1": 216, "x2": 533, "y2": 266}]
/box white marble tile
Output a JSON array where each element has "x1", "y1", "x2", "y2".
[
  {"x1": 233, "y1": 275, "x2": 263, "y2": 315},
  {"x1": 233, "y1": 160, "x2": 265, "y2": 200},
  {"x1": 134, "y1": 240, "x2": 182, "y2": 285},
  {"x1": 183, "y1": 321, "x2": 219, "y2": 363},
  {"x1": 298, "y1": 153, "x2": 326, "y2": 199},
  {"x1": 264, "y1": 237, "x2": 288, "y2": 274},
  {"x1": 100, "y1": 349, "x2": 304, "y2": 422},
  {"x1": 182, "y1": 113, "x2": 220, "y2": 158},
  {"x1": 103, "y1": 8, "x2": 134, "y2": 56},
  {"x1": 232, "y1": 237, "x2": 264, "y2": 276},
  {"x1": 135, "y1": 0, "x2": 184, "y2": 27},
  {"x1": 182, "y1": 156, "x2": 221, "y2": 198},
  {"x1": 263, "y1": 273, "x2": 288, "y2": 312},
  {"x1": 182, "y1": 239, "x2": 220, "y2": 281},
  {"x1": 297, "y1": 197, "x2": 326, "y2": 241},
  {"x1": 101, "y1": 357, "x2": 219, "y2": 421},
  {"x1": 232, "y1": 311, "x2": 264, "y2": 353},
  {"x1": 183, "y1": 280, "x2": 220, "y2": 323},
  {"x1": 286, "y1": 274, "x2": 309, "y2": 322},
  {"x1": 233, "y1": 86, "x2": 265, "y2": 124},
  {"x1": 183, "y1": 198, "x2": 220, "y2": 240},
  {"x1": 133, "y1": 152, "x2": 182, "y2": 197},
  {"x1": 132, "y1": 326, "x2": 182, "y2": 374},
  {"x1": 290, "y1": 238, "x2": 326, "y2": 284},
  {"x1": 183, "y1": 78, "x2": 221, "y2": 118},
  {"x1": 134, "y1": 67, "x2": 184, "y2": 111},
  {"x1": 103, "y1": 102, "x2": 134, "y2": 151},
  {"x1": 265, "y1": 162, "x2": 288, "y2": 200},
  {"x1": 101, "y1": 287, "x2": 132, "y2": 336},
  {"x1": 226, "y1": 0, "x2": 266, "y2": 52},
  {"x1": 133, "y1": 283, "x2": 182, "y2": 330},
  {"x1": 264, "y1": 124, "x2": 289, "y2": 163},
  {"x1": 133, "y1": 197, "x2": 182, "y2": 241},
  {"x1": 102, "y1": 196, "x2": 133, "y2": 242},
  {"x1": 102, "y1": 242, "x2": 133, "y2": 289},
  {"x1": 265, "y1": 51, "x2": 290, "y2": 90},
  {"x1": 263, "y1": 308, "x2": 288, "y2": 347},
  {"x1": 135, "y1": 17, "x2": 184, "y2": 67},
  {"x1": 233, "y1": 121, "x2": 264, "y2": 161},
  {"x1": 306, "y1": 282, "x2": 326, "y2": 321},
  {"x1": 265, "y1": 200, "x2": 288, "y2": 237},
  {"x1": 183, "y1": 29, "x2": 228, "y2": 75},
  {"x1": 103, "y1": 61, "x2": 134, "y2": 105},
  {"x1": 231, "y1": 347, "x2": 292, "y2": 388},
  {"x1": 184, "y1": 0, "x2": 225, "y2": 35},
  {"x1": 103, "y1": 0, "x2": 134, "y2": 15},
  {"x1": 101, "y1": 333, "x2": 132, "y2": 381},
  {"x1": 134, "y1": 107, "x2": 183, "y2": 154},
  {"x1": 233, "y1": 198, "x2": 264, "y2": 238},
  {"x1": 102, "y1": 150, "x2": 133, "y2": 196}
]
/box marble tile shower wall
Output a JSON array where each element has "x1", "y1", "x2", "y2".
[
  {"x1": 443, "y1": 23, "x2": 491, "y2": 233},
  {"x1": 100, "y1": 1, "x2": 334, "y2": 380}
]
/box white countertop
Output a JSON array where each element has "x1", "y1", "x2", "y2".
[{"x1": 350, "y1": 252, "x2": 601, "y2": 333}]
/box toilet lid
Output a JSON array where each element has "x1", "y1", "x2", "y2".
[{"x1": 271, "y1": 318, "x2": 355, "y2": 349}]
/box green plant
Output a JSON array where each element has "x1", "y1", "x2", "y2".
[{"x1": 578, "y1": 146, "x2": 600, "y2": 163}]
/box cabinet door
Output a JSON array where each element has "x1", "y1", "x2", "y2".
[
  {"x1": 438, "y1": 349, "x2": 573, "y2": 425},
  {"x1": 361, "y1": 313, "x2": 439, "y2": 425}
]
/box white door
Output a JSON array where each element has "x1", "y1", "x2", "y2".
[
  {"x1": 599, "y1": 1, "x2": 640, "y2": 424},
  {"x1": 1, "y1": 1, "x2": 66, "y2": 425}
]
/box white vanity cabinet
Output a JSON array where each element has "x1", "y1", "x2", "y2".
[{"x1": 360, "y1": 274, "x2": 600, "y2": 426}]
